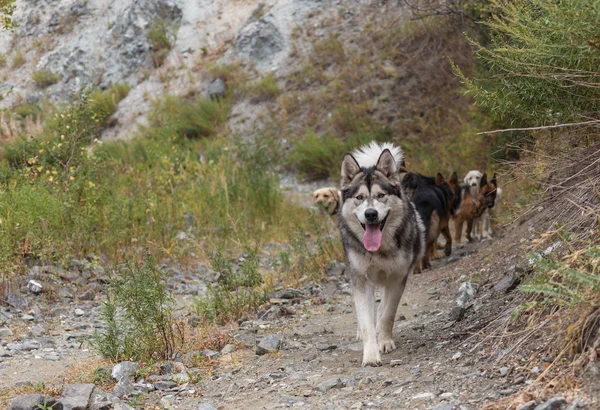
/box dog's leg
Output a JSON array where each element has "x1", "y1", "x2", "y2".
[
  {"x1": 455, "y1": 218, "x2": 464, "y2": 244},
  {"x1": 472, "y1": 217, "x2": 481, "y2": 240},
  {"x1": 353, "y1": 280, "x2": 380, "y2": 366},
  {"x1": 441, "y1": 225, "x2": 452, "y2": 256},
  {"x1": 377, "y1": 273, "x2": 408, "y2": 354},
  {"x1": 482, "y1": 210, "x2": 492, "y2": 239},
  {"x1": 466, "y1": 219, "x2": 474, "y2": 242}
]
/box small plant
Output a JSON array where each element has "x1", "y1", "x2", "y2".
[
  {"x1": 147, "y1": 18, "x2": 176, "y2": 67},
  {"x1": 94, "y1": 258, "x2": 182, "y2": 361},
  {"x1": 31, "y1": 69, "x2": 60, "y2": 89},
  {"x1": 0, "y1": 53, "x2": 6, "y2": 68},
  {"x1": 11, "y1": 50, "x2": 25, "y2": 68},
  {"x1": 36, "y1": 398, "x2": 59, "y2": 410},
  {"x1": 520, "y1": 246, "x2": 600, "y2": 307},
  {"x1": 89, "y1": 82, "x2": 131, "y2": 123},
  {"x1": 246, "y1": 73, "x2": 280, "y2": 103}
]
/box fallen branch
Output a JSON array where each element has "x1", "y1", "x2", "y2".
[{"x1": 477, "y1": 120, "x2": 600, "y2": 135}]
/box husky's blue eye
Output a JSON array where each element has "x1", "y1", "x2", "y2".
[{"x1": 356, "y1": 195, "x2": 364, "y2": 201}]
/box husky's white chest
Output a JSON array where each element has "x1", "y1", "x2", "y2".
[{"x1": 348, "y1": 249, "x2": 412, "y2": 285}]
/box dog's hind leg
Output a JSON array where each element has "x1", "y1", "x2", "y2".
[
  {"x1": 441, "y1": 224, "x2": 452, "y2": 256},
  {"x1": 466, "y1": 219, "x2": 475, "y2": 242},
  {"x1": 376, "y1": 273, "x2": 408, "y2": 354},
  {"x1": 353, "y1": 280, "x2": 381, "y2": 366}
]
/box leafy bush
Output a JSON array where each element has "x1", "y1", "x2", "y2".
[
  {"x1": 89, "y1": 83, "x2": 131, "y2": 122},
  {"x1": 31, "y1": 69, "x2": 60, "y2": 89},
  {"x1": 94, "y1": 259, "x2": 181, "y2": 361},
  {"x1": 290, "y1": 128, "x2": 392, "y2": 180},
  {"x1": 145, "y1": 94, "x2": 229, "y2": 140},
  {"x1": 0, "y1": 53, "x2": 6, "y2": 68},
  {"x1": 456, "y1": 0, "x2": 600, "y2": 125}
]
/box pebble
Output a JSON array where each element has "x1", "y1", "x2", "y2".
[
  {"x1": 499, "y1": 367, "x2": 510, "y2": 377},
  {"x1": 432, "y1": 404, "x2": 455, "y2": 410},
  {"x1": 221, "y1": 344, "x2": 236, "y2": 354},
  {"x1": 27, "y1": 280, "x2": 43, "y2": 294},
  {"x1": 452, "y1": 352, "x2": 462, "y2": 360},
  {"x1": 411, "y1": 392, "x2": 435, "y2": 400},
  {"x1": 517, "y1": 401, "x2": 538, "y2": 410},
  {"x1": 198, "y1": 404, "x2": 218, "y2": 410},
  {"x1": 256, "y1": 334, "x2": 282, "y2": 355},
  {"x1": 0, "y1": 326, "x2": 13, "y2": 338},
  {"x1": 534, "y1": 397, "x2": 567, "y2": 410},
  {"x1": 74, "y1": 308, "x2": 85, "y2": 317},
  {"x1": 316, "y1": 378, "x2": 342, "y2": 392}
]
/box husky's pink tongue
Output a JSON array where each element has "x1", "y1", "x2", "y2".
[{"x1": 363, "y1": 224, "x2": 382, "y2": 252}]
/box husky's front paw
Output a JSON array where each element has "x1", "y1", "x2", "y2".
[
  {"x1": 378, "y1": 338, "x2": 396, "y2": 354},
  {"x1": 362, "y1": 343, "x2": 382, "y2": 367}
]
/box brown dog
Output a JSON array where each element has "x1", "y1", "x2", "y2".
[
  {"x1": 454, "y1": 173, "x2": 497, "y2": 243},
  {"x1": 313, "y1": 187, "x2": 341, "y2": 216}
]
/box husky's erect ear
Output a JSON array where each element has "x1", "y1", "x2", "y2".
[
  {"x1": 376, "y1": 149, "x2": 399, "y2": 183},
  {"x1": 435, "y1": 173, "x2": 445, "y2": 185},
  {"x1": 341, "y1": 154, "x2": 361, "y2": 187},
  {"x1": 450, "y1": 172, "x2": 458, "y2": 184},
  {"x1": 480, "y1": 173, "x2": 488, "y2": 187},
  {"x1": 491, "y1": 173, "x2": 497, "y2": 187}
]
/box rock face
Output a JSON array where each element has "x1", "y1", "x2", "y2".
[{"x1": 236, "y1": 18, "x2": 285, "y2": 69}]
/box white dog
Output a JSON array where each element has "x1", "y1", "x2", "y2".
[{"x1": 463, "y1": 170, "x2": 502, "y2": 239}]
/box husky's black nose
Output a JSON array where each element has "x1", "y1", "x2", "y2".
[{"x1": 365, "y1": 208, "x2": 378, "y2": 223}]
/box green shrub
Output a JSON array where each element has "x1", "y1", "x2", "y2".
[
  {"x1": 0, "y1": 54, "x2": 6, "y2": 68},
  {"x1": 89, "y1": 83, "x2": 131, "y2": 122},
  {"x1": 11, "y1": 50, "x2": 25, "y2": 68},
  {"x1": 245, "y1": 73, "x2": 280, "y2": 103},
  {"x1": 147, "y1": 19, "x2": 176, "y2": 67},
  {"x1": 31, "y1": 69, "x2": 60, "y2": 89},
  {"x1": 13, "y1": 102, "x2": 42, "y2": 118},
  {"x1": 290, "y1": 128, "x2": 392, "y2": 180},
  {"x1": 94, "y1": 259, "x2": 181, "y2": 361},
  {"x1": 456, "y1": 0, "x2": 600, "y2": 126},
  {"x1": 145, "y1": 94, "x2": 229, "y2": 140}
]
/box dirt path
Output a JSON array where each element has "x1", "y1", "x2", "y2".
[{"x1": 169, "y1": 237, "x2": 539, "y2": 410}]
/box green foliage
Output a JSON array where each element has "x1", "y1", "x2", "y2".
[
  {"x1": 13, "y1": 102, "x2": 42, "y2": 118},
  {"x1": 456, "y1": 0, "x2": 600, "y2": 125},
  {"x1": 11, "y1": 50, "x2": 25, "y2": 68},
  {"x1": 144, "y1": 94, "x2": 229, "y2": 140},
  {"x1": 94, "y1": 259, "x2": 180, "y2": 361},
  {"x1": 290, "y1": 128, "x2": 391, "y2": 180},
  {"x1": 520, "y1": 245, "x2": 600, "y2": 307},
  {"x1": 0, "y1": 53, "x2": 6, "y2": 68},
  {"x1": 3, "y1": 93, "x2": 103, "y2": 170},
  {"x1": 0, "y1": 0, "x2": 16, "y2": 31},
  {"x1": 245, "y1": 73, "x2": 280, "y2": 102},
  {"x1": 147, "y1": 19, "x2": 176, "y2": 67},
  {"x1": 89, "y1": 83, "x2": 131, "y2": 122},
  {"x1": 194, "y1": 246, "x2": 267, "y2": 324},
  {"x1": 32, "y1": 69, "x2": 60, "y2": 89}
]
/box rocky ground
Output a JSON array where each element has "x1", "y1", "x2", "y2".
[{"x1": 1, "y1": 196, "x2": 596, "y2": 409}]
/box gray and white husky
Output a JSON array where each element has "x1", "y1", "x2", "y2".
[{"x1": 339, "y1": 142, "x2": 425, "y2": 366}]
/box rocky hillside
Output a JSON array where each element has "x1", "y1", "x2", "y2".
[{"x1": 1, "y1": 0, "x2": 340, "y2": 139}]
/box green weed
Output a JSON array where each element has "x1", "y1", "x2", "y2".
[
  {"x1": 31, "y1": 69, "x2": 60, "y2": 89},
  {"x1": 94, "y1": 258, "x2": 181, "y2": 362},
  {"x1": 11, "y1": 50, "x2": 25, "y2": 68},
  {"x1": 147, "y1": 19, "x2": 176, "y2": 67}
]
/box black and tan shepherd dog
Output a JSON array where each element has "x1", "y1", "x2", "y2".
[{"x1": 409, "y1": 172, "x2": 460, "y2": 271}]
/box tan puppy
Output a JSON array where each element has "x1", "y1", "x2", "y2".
[{"x1": 313, "y1": 187, "x2": 341, "y2": 216}]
